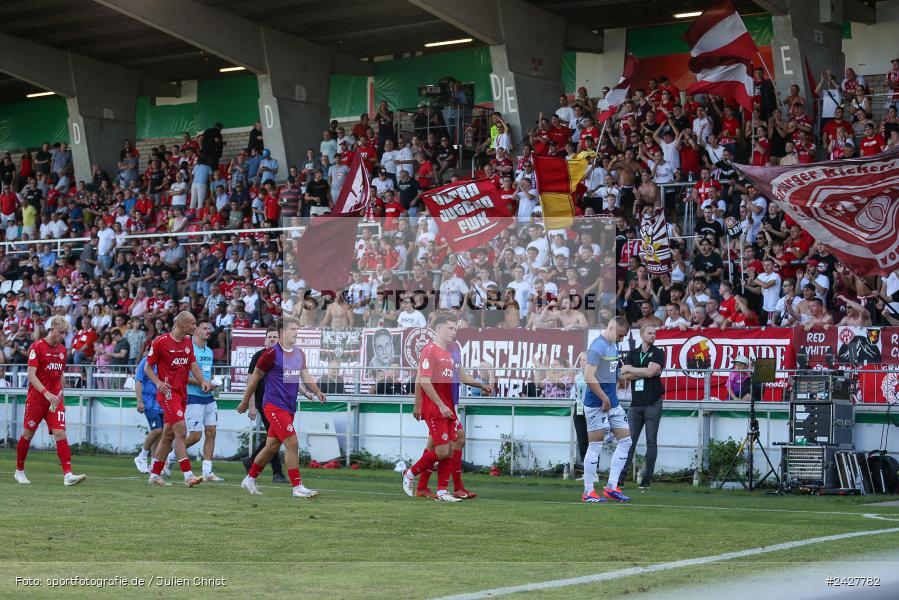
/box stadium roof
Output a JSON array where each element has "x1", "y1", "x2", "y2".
[{"x1": 0, "y1": 0, "x2": 822, "y2": 103}]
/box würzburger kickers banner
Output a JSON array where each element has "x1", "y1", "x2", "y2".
[
  {"x1": 736, "y1": 147, "x2": 899, "y2": 275},
  {"x1": 421, "y1": 179, "x2": 511, "y2": 253}
]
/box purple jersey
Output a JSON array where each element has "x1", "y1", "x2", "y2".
[
  {"x1": 450, "y1": 341, "x2": 461, "y2": 406},
  {"x1": 256, "y1": 344, "x2": 306, "y2": 414}
]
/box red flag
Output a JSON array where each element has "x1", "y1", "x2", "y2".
[
  {"x1": 295, "y1": 153, "x2": 370, "y2": 292},
  {"x1": 599, "y1": 54, "x2": 637, "y2": 122},
  {"x1": 421, "y1": 179, "x2": 510, "y2": 253},
  {"x1": 735, "y1": 147, "x2": 899, "y2": 275},
  {"x1": 804, "y1": 57, "x2": 820, "y2": 120},
  {"x1": 683, "y1": 0, "x2": 757, "y2": 113}
]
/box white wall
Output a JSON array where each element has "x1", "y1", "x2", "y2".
[
  {"x1": 843, "y1": 0, "x2": 899, "y2": 74},
  {"x1": 575, "y1": 28, "x2": 627, "y2": 95}
]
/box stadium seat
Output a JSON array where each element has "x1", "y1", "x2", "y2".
[
  {"x1": 0, "y1": 280, "x2": 11, "y2": 294},
  {"x1": 11, "y1": 280, "x2": 23, "y2": 292}
]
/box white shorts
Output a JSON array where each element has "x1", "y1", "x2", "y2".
[
  {"x1": 185, "y1": 402, "x2": 217, "y2": 433},
  {"x1": 585, "y1": 405, "x2": 628, "y2": 433}
]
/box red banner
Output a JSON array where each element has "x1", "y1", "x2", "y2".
[
  {"x1": 645, "y1": 327, "x2": 796, "y2": 401},
  {"x1": 403, "y1": 327, "x2": 586, "y2": 398},
  {"x1": 792, "y1": 327, "x2": 837, "y2": 367},
  {"x1": 737, "y1": 147, "x2": 899, "y2": 275},
  {"x1": 421, "y1": 179, "x2": 511, "y2": 253}
]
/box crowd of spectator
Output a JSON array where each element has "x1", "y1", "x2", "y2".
[{"x1": 0, "y1": 57, "x2": 895, "y2": 384}]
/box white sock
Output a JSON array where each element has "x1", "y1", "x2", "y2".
[
  {"x1": 436, "y1": 489, "x2": 448, "y2": 496},
  {"x1": 138, "y1": 449, "x2": 149, "y2": 460},
  {"x1": 202, "y1": 460, "x2": 212, "y2": 475},
  {"x1": 607, "y1": 436, "x2": 632, "y2": 490},
  {"x1": 183, "y1": 470, "x2": 195, "y2": 481},
  {"x1": 166, "y1": 450, "x2": 176, "y2": 464},
  {"x1": 583, "y1": 441, "x2": 602, "y2": 494}
]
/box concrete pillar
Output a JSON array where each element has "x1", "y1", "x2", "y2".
[
  {"x1": 771, "y1": 0, "x2": 845, "y2": 105},
  {"x1": 65, "y1": 55, "x2": 140, "y2": 183},
  {"x1": 255, "y1": 29, "x2": 331, "y2": 171},
  {"x1": 95, "y1": 0, "x2": 359, "y2": 175},
  {"x1": 486, "y1": 2, "x2": 567, "y2": 146}
]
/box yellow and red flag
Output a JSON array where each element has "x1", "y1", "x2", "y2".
[{"x1": 533, "y1": 152, "x2": 591, "y2": 229}]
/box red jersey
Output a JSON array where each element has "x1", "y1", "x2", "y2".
[
  {"x1": 264, "y1": 195, "x2": 280, "y2": 221},
  {"x1": 860, "y1": 134, "x2": 885, "y2": 157},
  {"x1": 416, "y1": 161, "x2": 435, "y2": 189},
  {"x1": 356, "y1": 144, "x2": 377, "y2": 172},
  {"x1": 720, "y1": 118, "x2": 740, "y2": 143},
  {"x1": 418, "y1": 342, "x2": 456, "y2": 419},
  {"x1": 27, "y1": 338, "x2": 67, "y2": 406},
  {"x1": 693, "y1": 179, "x2": 722, "y2": 203},
  {"x1": 147, "y1": 333, "x2": 197, "y2": 403},
  {"x1": 219, "y1": 279, "x2": 238, "y2": 298},
  {"x1": 751, "y1": 139, "x2": 770, "y2": 166},
  {"x1": 718, "y1": 296, "x2": 737, "y2": 322},
  {"x1": 0, "y1": 192, "x2": 17, "y2": 215},
  {"x1": 796, "y1": 142, "x2": 816, "y2": 164},
  {"x1": 72, "y1": 328, "x2": 98, "y2": 356},
  {"x1": 548, "y1": 126, "x2": 573, "y2": 147}
]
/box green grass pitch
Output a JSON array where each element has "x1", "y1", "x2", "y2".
[{"x1": 2, "y1": 450, "x2": 899, "y2": 599}]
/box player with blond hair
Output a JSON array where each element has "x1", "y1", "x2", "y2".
[
  {"x1": 15, "y1": 315, "x2": 86, "y2": 486},
  {"x1": 238, "y1": 317, "x2": 326, "y2": 498}
]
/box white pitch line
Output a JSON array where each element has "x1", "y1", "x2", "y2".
[{"x1": 431, "y1": 527, "x2": 899, "y2": 600}]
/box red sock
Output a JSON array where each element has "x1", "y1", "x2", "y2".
[
  {"x1": 436, "y1": 455, "x2": 452, "y2": 492},
  {"x1": 410, "y1": 449, "x2": 438, "y2": 476},
  {"x1": 417, "y1": 464, "x2": 433, "y2": 491},
  {"x1": 16, "y1": 436, "x2": 30, "y2": 471},
  {"x1": 451, "y1": 448, "x2": 463, "y2": 491},
  {"x1": 178, "y1": 457, "x2": 192, "y2": 473},
  {"x1": 151, "y1": 458, "x2": 165, "y2": 475},
  {"x1": 249, "y1": 462, "x2": 264, "y2": 479},
  {"x1": 288, "y1": 468, "x2": 301, "y2": 487},
  {"x1": 55, "y1": 439, "x2": 72, "y2": 475}
]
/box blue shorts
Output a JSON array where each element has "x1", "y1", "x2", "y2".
[{"x1": 145, "y1": 409, "x2": 164, "y2": 431}]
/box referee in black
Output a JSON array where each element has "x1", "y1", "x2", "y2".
[
  {"x1": 621, "y1": 324, "x2": 664, "y2": 489},
  {"x1": 241, "y1": 326, "x2": 287, "y2": 483}
]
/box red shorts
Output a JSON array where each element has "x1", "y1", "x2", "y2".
[
  {"x1": 23, "y1": 399, "x2": 66, "y2": 432},
  {"x1": 157, "y1": 394, "x2": 186, "y2": 425},
  {"x1": 263, "y1": 403, "x2": 297, "y2": 442},
  {"x1": 424, "y1": 414, "x2": 457, "y2": 447}
]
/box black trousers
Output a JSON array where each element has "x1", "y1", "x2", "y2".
[
  {"x1": 625, "y1": 402, "x2": 662, "y2": 485},
  {"x1": 573, "y1": 411, "x2": 588, "y2": 466},
  {"x1": 249, "y1": 402, "x2": 283, "y2": 476}
]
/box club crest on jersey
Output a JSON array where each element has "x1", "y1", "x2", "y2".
[
  {"x1": 177, "y1": 410, "x2": 184, "y2": 417},
  {"x1": 441, "y1": 432, "x2": 448, "y2": 441},
  {"x1": 287, "y1": 424, "x2": 294, "y2": 433},
  {"x1": 27, "y1": 420, "x2": 35, "y2": 427}
]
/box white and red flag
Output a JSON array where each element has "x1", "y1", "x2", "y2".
[
  {"x1": 683, "y1": 0, "x2": 758, "y2": 113},
  {"x1": 598, "y1": 54, "x2": 637, "y2": 123},
  {"x1": 736, "y1": 147, "x2": 899, "y2": 275},
  {"x1": 421, "y1": 179, "x2": 511, "y2": 253}
]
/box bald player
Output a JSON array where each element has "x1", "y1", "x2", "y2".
[{"x1": 145, "y1": 312, "x2": 214, "y2": 487}]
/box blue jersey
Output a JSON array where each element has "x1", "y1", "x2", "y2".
[
  {"x1": 584, "y1": 334, "x2": 620, "y2": 409},
  {"x1": 135, "y1": 356, "x2": 160, "y2": 412},
  {"x1": 187, "y1": 342, "x2": 214, "y2": 404},
  {"x1": 450, "y1": 341, "x2": 461, "y2": 406}
]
